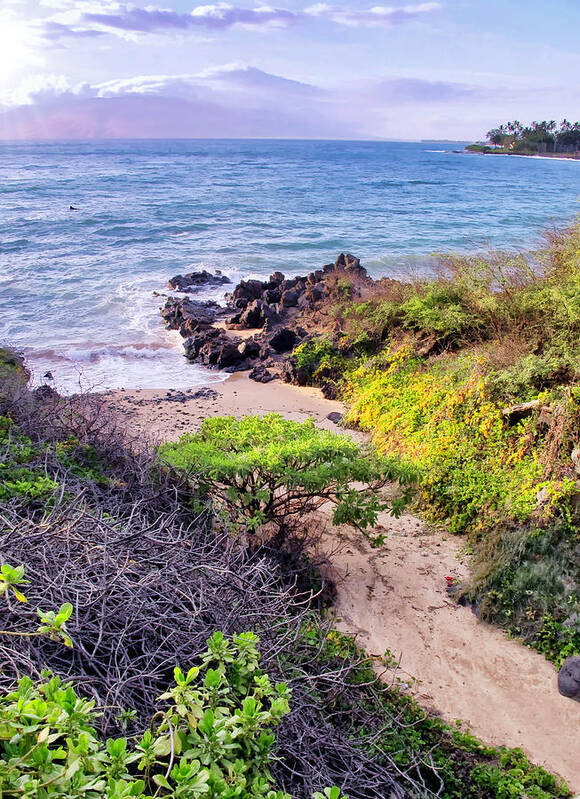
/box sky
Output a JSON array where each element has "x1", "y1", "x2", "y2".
[{"x1": 0, "y1": 0, "x2": 579, "y2": 140}]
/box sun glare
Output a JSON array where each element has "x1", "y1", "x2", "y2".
[{"x1": 0, "y1": 14, "x2": 42, "y2": 83}]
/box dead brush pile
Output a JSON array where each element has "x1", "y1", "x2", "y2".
[{"x1": 0, "y1": 376, "x2": 450, "y2": 799}]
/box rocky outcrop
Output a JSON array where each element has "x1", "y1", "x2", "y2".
[
  {"x1": 248, "y1": 364, "x2": 278, "y2": 383},
  {"x1": 168, "y1": 270, "x2": 231, "y2": 292},
  {"x1": 160, "y1": 253, "x2": 370, "y2": 374},
  {"x1": 161, "y1": 297, "x2": 220, "y2": 337}
]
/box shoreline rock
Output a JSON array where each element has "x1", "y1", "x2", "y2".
[
  {"x1": 159, "y1": 252, "x2": 372, "y2": 382},
  {"x1": 168, "y1": 270, "x2": 232, "y2": 292}
]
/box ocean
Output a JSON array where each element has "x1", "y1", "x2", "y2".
[{"x1": 1, "y1": 139, "x2": 579, "y2": 393}]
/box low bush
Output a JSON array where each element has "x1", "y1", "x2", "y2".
[
  {"x1": 344, "y1": 347, "x2": 578, "y2": 535},
  {"x1": 158, "y1": 413, "x2": 416, "y2": 539},
  {"x1": 467, "y1": 518, "x2": 580, "y2": 666},
  {"x1": 0, "y1": 633, "x2": 296, "y2": 798}
]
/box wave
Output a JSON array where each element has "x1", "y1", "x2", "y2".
[{"x1": 32, "y1": 342, "x2": 177, "y2": 364}]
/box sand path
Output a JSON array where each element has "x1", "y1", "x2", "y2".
[{"x1": 107, "y1": 373, "x2": 580, "y2": 790}]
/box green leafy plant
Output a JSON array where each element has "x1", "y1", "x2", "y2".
[
  {"x1": 312, "y1": 788, "x2": 348, "y2": 799},
  {"x1": 0, "y1": 563, "x2": 30, "y2": 603},
  {"x1": 0, "y1": 631, "x2": 347, "y2": 799},
  {"x1": 158, "y1": 413, "x2": 416, "y2": 539},
  {"x1": 0, "y1": 563, "x2": 74, "y2": 648},
  {"x1": 36, "y1": 602, "x2": 74, "y2": 648}
]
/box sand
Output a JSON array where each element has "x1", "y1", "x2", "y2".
[{"x1": 106, "y1": 372, "x2": 580, "y2": 791}]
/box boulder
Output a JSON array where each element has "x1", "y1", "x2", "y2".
[
  {"x1": 195, "y1": 332, "x2": 244, "y2": 369},
  {"x1": 259, "y1": 344, "x2": 274, "y2": 361},
  {"x1": 280, "y1": 289, "x2": 300, "y2": 309},
  {"x1": 558, "y1": 656, "x2": 580, "y2": 701},
  {"x1": 215, "y1": 341, "x2": 244, "y2": 369},
  {"x1": 323, "y1": 253, "x2": 369, "y2": 281},
  {"x1": 239, "y1": 299, "x2": 265, "y2": 328},
  {"x1": 264, "y1": 287, "x2": 281, "y2": 304},
  {"x1": 306, "y1": 284, "x2": 326, "y2": 304},
  {"x1": 161, "y1": 297, "x2": 219, "y2": 333},
  {"x1": 268, "y1": 327, "x2": 297, "y2": 354},
  {"x1": 249, "y1": 364, "x2": 277, "y2": 383},
  {"x1": 232, "y1": 279, "x2": 266, "y2": 303},
  {"x1": 326, "y1": 412, "x2": 343, "y2": 425},
  {"x1": 237, "y1": 338, "x2": 261, "y2": 358},
  {"x1": 183, "y1": 329, "x2": 221, "y2": 360},
  {"x1": 262, "y1": 303, "x2": 280, "y2": 326},
  {"x1": 270, "y1": 271, "x2": 285, "y2": 285},
  {"x1": 281, "y1": 358, "x2": 309, "y2": 387},
  {"x1": 306, "y1": 270, "x2": 324, "y2": 286},
  {"x1": 168, "y1": 270, "x2": 231, "y2": 292}
]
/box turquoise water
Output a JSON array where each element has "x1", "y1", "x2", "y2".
[{"x1": 0, "y1": 139, "x2": 579, "y2": 392}]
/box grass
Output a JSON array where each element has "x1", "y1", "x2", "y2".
[{"x1": 288, "y1": 220, "x2": 580, "y2": 664}]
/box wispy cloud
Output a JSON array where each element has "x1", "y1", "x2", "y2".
[
  {"x1": 304, "y1": 3, "x2": 441, "y2": 28},
  {"x1": 39, "y1": 2, "x2": 441, "y2": 40},
  {"x1": 74, "y1": 3, "x2": 298, "y2": 36}
]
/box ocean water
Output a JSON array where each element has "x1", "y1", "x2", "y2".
[{"x1": 0, "y1": 139, "x2": 579, "y2": 393}]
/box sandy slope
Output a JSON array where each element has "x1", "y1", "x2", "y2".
[{"x1": 106, "y1": 373, "x2": 580, "y2": 791}]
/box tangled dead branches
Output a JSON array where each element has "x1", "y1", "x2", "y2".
[{"x1": 0, "y1": 380, "x2": 449, "y2": 798}]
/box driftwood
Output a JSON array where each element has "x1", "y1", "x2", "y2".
[{"x1": 501, "y1": 399, "x2": 542, "y2": 425}]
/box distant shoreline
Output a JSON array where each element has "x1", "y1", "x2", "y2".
[{"x1": 465, "y1": 146, "x2": 580, "y2": 161}]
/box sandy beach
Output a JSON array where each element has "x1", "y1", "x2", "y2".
[
  {"x1": 105, "y1": 371, "x2": 580, "y2": 791},
  {"x1": 105, "y1": 372, "x2": 350, "y2": 444}
]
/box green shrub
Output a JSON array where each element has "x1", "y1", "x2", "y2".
[
  {"x1": 400, "y1": 284, "x2": 478, "y2": 342},
  {"x1": 0, "y1": 632, "x2": 298, "y2": 799},
  {"x1": 0, "y1": 417, "x2": 59, "y2": 501},
  {"x1": 344, "y1": 347, "x2": 572, "y2": 534},
  {"x1": 159, "y1": 413, "x2": 416, "y2": 539},
  {"x1": 469, "y1": 519, "x2": 580, "y2": 665},
  {"x1": 342, "y1": 300, "x2": 401, "y2": 349},
  {"x1": 292, "y1": 337, "x2": 350, "y2": 385}
]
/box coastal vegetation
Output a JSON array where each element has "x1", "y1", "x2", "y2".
[
  {"x1": 158, "y1": 413, "x2": 415, "y2": 540},
  {"x1": 466, "y1": 119, "x2": 580, "y2": 156},
  {"x1": 285, "y1": 221, "x2": 580, "y2": 666},
  {"x1": 0, "y1": 348, "x2": 572, "y2": 797}
]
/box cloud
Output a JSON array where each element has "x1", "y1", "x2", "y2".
[
  {"x1": 39, "y1": 2, "x2": 441, "y2": 40},
  {"x1": 41, "y1": 20, "x2": 106, "y2": 39},
  {"x1": 0, "y1": 66, "x2": 344, "y2": 140},
  {"x1": 304, "y1": 2, "x2": 441, "y2": 28},
  {"x1": 80, "y1": 3, "x2": 298, "y2": 34}
]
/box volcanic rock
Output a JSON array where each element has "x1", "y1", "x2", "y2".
[
  {"x1": 161, "y1": 297, "x2": 219, "y2": 334},
  {"x1": 168, "y1": 270, "x2": 231, "y2": 292},
  {"x1": 249, "y1": 364, "x2": 277, "y2": 383},
  {"x1": 237, "y1": 338, "x2": 261, "y2": 358},
  {"x1": 268, "y1": 327, "x2": 297, "y2": 353},
  {"x1": 232, "y1": 279, "x2": 265, "y2": 303}
]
